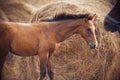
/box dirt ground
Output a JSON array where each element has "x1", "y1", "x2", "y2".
[{"x1": 0, "y1": 0, "x2": 120, "y2": 80}]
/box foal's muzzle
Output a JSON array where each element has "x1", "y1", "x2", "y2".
[{"x1": 89, "y1": 41, "x2": 96, "y2": 49}]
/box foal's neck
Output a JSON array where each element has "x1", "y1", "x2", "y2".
[{"x1": 50, "y1": 19, "x2": 81, "y2": 42}]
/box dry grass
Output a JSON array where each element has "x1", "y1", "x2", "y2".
[{"x1": 0, "y1": 2, "x2": 37, "y2": 22}]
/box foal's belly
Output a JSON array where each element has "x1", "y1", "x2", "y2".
[{"x1": 10, "y1": 35, "x2": 38, "y2": 56}]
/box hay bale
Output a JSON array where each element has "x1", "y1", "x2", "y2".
[
  {"x1": 31, "y1": 1, "x2": 120, "y2": 80},
  {"x1": 0, "y1": 2, "x2": 37, "y2": 22},
  {"x1": 0, "y1": 8, "x2": 9, "y2": 21},
  {"x1": 31, "y1": 1, "x2": 90, "y2": 22}
]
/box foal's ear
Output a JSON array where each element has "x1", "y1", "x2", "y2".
[{"x1": 87, "y1": 14, "x2": 97, "y2": 20}]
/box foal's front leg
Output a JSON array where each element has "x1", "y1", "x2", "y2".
[
  {"x1": 47, "y1": 53, "x2": 54, "y2": 80},
  {"x1": 38, "y1": 51, "x2": 48, "y2": 80}
]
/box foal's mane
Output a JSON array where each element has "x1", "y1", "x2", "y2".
[{"x1": 41, "y1": 13, "x2": 93, "y2": 22}]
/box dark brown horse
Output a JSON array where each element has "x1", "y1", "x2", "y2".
[
  {"x1": 104, "y1": 0, "x2": 120, "y2": 33},
  {"x1": 0, "y1": 13, "x2": 97, "y2": 80}
]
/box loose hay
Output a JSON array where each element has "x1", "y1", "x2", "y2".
[{"x1": 0, "y1": 2, "x2": 37, "y2": 22}]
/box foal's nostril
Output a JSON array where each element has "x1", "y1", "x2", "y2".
[{"x1": 89, "y1": 41, "x2": 96, "y2": 49}]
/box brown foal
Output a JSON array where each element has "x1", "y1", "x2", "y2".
[{"x1": 0, "y1": 13, "x2": 97, "y2": 80}]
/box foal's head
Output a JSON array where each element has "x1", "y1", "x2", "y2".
[
  {"x1": 76, "y1": 14, "x2": 97, "y2": 49},
  {"x1": 52, "y1": 13, "x2": 98, "y2": 49}
]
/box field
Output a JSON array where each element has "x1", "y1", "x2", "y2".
[{"x1": 0, "y1": 0, "x2": 120, "y2": 80}]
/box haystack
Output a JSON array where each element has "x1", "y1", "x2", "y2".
[
  {"x1": 0, "y1": 8, "x2": 9, "y2": 21},
  {"x1": 0, "y1": 2, "x2": 37, "y2": 22},
  {"x1": 31, "y1": 1, "x2": 120, "y2": 80}
]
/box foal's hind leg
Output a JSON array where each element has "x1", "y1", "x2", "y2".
[{"x1": 47, "y1": 53, "x2": 54, "y2": 80}]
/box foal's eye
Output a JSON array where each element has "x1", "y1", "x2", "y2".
[{"x1": 87, "y1": 28, "x2": 91, "y2": 34}]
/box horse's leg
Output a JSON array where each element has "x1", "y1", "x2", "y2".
[
  {"x1": 47, "y1": 53, "x2": 54, "y2": 80},
  {"x1": 38, "y1": 51, "x2": 48, "y2": 80},
  {"x1": 40, "y1": 59, "x2": 47, "y2": 80}
]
